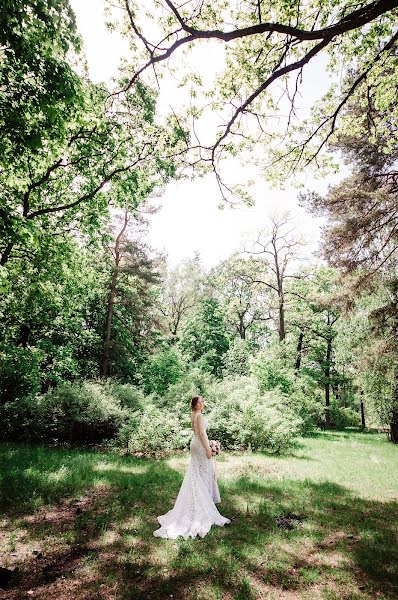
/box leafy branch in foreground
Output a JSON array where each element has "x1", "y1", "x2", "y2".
[{"x1": 107, "y1": 0, "x2": 398, "y2": 197}]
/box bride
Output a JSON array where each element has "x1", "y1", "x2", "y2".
[{"x1": 153, "y1": 395, "x2": 231, "y2": 539}]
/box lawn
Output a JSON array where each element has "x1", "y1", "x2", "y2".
[{"x1": 0, "y1": 430, "x2": 397, "y2": 599}]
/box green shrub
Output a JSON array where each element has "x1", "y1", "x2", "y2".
[
  {"x1": 0, "y1": 345, "x2": 42, "y2": 403},
  {"x1": 107, "y1": 381, "x2": 146, "y2": 411},
  {"x1": 125, "y1": 404, "x2": 191, "y2": 453},
  {"x1": 239, "y1": 391, "x2": 302, "y2": 452},
  {"x1": 36, "y1": 339, "x2": 80, "y2": 388},
  {"x1": 330, "y1": 399, "x2": 361, "y2": 428},
  {"x1": 286, "y1": 375, "x2": 325, "y2": 432},
  {"x1": 0, "y1": 397, "x2": 39, "y2": 441},
  {"x1": 36, "y1": 381, "x2": 126, "y2": 443},
  {"x1": 206, "y1": 376, "x2": 301, "y2": 453},
  {"x1": 157, "y1": 366, "x2": 214, "y2": 411},
  {"x1": 205, "y1": 376, "x2": 258, "y2": 449},
  {"x1": 223, "y1": 338, "x2": 250, "y2": 376}
]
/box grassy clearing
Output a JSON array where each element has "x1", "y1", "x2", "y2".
[{"x1": 0, "y1": 430, "x2": 397, "y2": 599}]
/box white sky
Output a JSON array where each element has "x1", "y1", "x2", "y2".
[{"x1": 70, "y1": 0, "x2": 347, "y2": 268}]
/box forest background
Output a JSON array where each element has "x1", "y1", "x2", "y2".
[{"x1": 1, "y1": 0, "x2": 398, "y2": 454}]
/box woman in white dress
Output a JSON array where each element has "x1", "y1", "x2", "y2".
[{"x1": 153, "y1": 395, "x2": 231, "y2": 539}]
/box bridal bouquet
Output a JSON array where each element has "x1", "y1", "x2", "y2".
[{"x1": 209, "y1": 439, "x2": 221, "y2": 456}]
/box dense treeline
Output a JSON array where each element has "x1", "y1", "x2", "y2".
[
  {"x1": 1, "y1": 0, "x2": 398, "y2": 451},
  {"x1": 1, "y1": 212, "x2": 396, "y2": 451}
]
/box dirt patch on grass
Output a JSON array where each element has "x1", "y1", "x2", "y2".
[{"x1": 0, "y1": 484, "x2": 116, "y2": 600}]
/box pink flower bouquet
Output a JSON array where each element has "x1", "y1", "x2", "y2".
[{"x1": 209, "y1": 439, "x2": 221, "y2": 456}]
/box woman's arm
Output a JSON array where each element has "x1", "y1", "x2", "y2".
[{"x1": 196, "y1": 414, "x2": 212, "y2": 459}]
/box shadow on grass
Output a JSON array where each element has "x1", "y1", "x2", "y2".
[{"x1": 0, "y1": 442, "x2": 397, "y2": 600}]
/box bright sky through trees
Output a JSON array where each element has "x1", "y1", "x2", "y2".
[{"x1": 70, "y1": 0, "x2": 347, "y2": 267}]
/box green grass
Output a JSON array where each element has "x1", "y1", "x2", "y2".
[{"x1": 0, "y1": 430, "x2": 397, "y2": 599}]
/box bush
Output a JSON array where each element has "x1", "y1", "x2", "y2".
[
  {"x1": 108, "y1": 381, "x2": 146, "y2": 411},
  {"x1": 330, "y1": 399, "x2": 361, "y2": 428},
  {"x1": 123, "y1": 404, "x2": 191, "y2": 453},
  {"x1": 206, "y1": 376, "x2": 302, "y2": 453},
  {"x1": 239, "y1": 391, "x2": 302, "y2": 452},
  {"x1": 36, "y1": 381, "x2": 126, "y2": 443},
  {"x1": 0, "y1": 345, "x2": 42, "y2": 403},
  {"x1": 0, "y1": 397, "x2": 39, "y2": 441},
  {"x1": 205, "y1": 376, "x2": 258, "y2": 449},
  {"x1": 223, "y1": 338, "x2": 250, "y2": 376},
  {"x1": 286, "y1": 375, "x2": 325, "y2": 432},
  {"x1": 157, "y1": 366, "x2": 214, "y2": 411}
]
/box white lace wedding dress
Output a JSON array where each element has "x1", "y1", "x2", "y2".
[{"x1": 153, "y1": 412, "x2": 231, "y2": 539}]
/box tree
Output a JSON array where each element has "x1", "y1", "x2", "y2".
[
  {"x1": 209, "y1": 253, "x2": 272, "y2": 347},
  {"x1": 100, "y1": 210, "x2": 162, "y2": 379},
  {"x1": 101, "y1": 211, "x2": 130, "y2": 378},
  {"x1": 300, "y1": 94, "x2": 398, "y2": 281},
  {"x1": 0, "y1": 235, "x2": 108, "y2": 395},
  {"x1": 245, "y1": 214, "x2": 305, "y2": 342},
  {"x1": 288, "y1": 267, "x2": 345, "y2": 428},
  {"x1": 355, "y1": 276, "x2": 398, "y2": 442},
  {"x1": 0, "y1": 78, "x2": 183, "y2": 267},
  {"x1": 157, "y1": 255, "x2": 205, "y2": 342},
  {"x1": 109, "y1": 0, "x2": 398, "y2": 196},
  {"x1": 299, "y1": 87, "x2": 398, "y2": 437},
  {"x1": 179, "y1": 297, "x2": 229, "y2": 376},
  {"x1": 368, "y1": 281, "x2": 398, "y2": 442},
  {"x1": 1, "y1": 0, "x2": 186, "y2": 267},
  {"x1": 0, "y1": 0, "x2": 82, "y2": 168}
]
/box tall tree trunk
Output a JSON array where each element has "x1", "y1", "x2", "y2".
[
  {"x1": 360, "y1": 392, "x2": 366, "y2": 429},
  {"x1": 100, "y1": 211, "x2": 129, "y2": 378},
  {"x1": 324, "y1": 336, "x2": 332, "y2": 429},
  {"x1": 295, "y1": 330, "x2": 304, "y2": 372},
  {"x1": 390, "y1": 381, "x2": 398, "y2": 443},
  {"x1": 390, "y1": 412, "x2": 398, "y2": 443},
  {"x1": 272, "y1": 241, "x2": 286, "y2": 342},
  {"x1": 278, "y1": 296, "x2": 286, "y2": 341},
  {"x1": 100, "y1": 268, "x2": 118, "y2": 378},
  {"x1": 238, "y1": 314, "x2": 246, "y2": 340}
]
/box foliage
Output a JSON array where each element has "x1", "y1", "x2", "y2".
[
  {"x1": 250, "y1": 346, "x2": 294, "y2": 395},
  {"x1": 157, "y1": 367, "x2": 215, "y2": 412},
  {"x1": 0, "y1": 0, "x2": 82, "y2": 167},
  {"x1": 142, "y1": 347, "x2": 185, "y2": 395},
  {"x1": 205, "y1": 376, "x2": 259, "y2": 449},
  {"x1": 209, "y1": 253, "x2": 272, "y2": 347},
  {"x1": 223, "y1": 338, "x2": 251, "y2": 376},
  {"x1": 0, "y1": 345, "x2": 42, "y2": 404},
  {"x1": 2, "y1": 0, "x2": 397, "y2": 451},
  {"x1": 108, "y1": 381, "x2": 146, "y2": 412},
  {"x1": 239, "y1": 393, "x2": 302, "y2": 453},
  {"x1": 0, "y1": 238, "x2": 107, "y2": 390},
  {"x1": 121, "y1": 404, "x2": 191, "y2": 453},
  {"x1": 206, "y1": 376, "x2": 302, "y2": 452},
  {"x1": 156, "y1": 254, "x2": 205, "y2": 341},
  {"x1": 179, "y1": 297, "x2": 230, "y2": 376},
  {"x1": 111, "y1": 0, "x2": 398, "y2": 196},
  {"x1": 330, "y1": 400, "x2": 361, "y2": 429},
  {"x1": 0, "y1": 381, "x2": 127, "y2": 444},
  {"x1": 36, "y1": 381, "x2": 126, "y2": 443}
]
